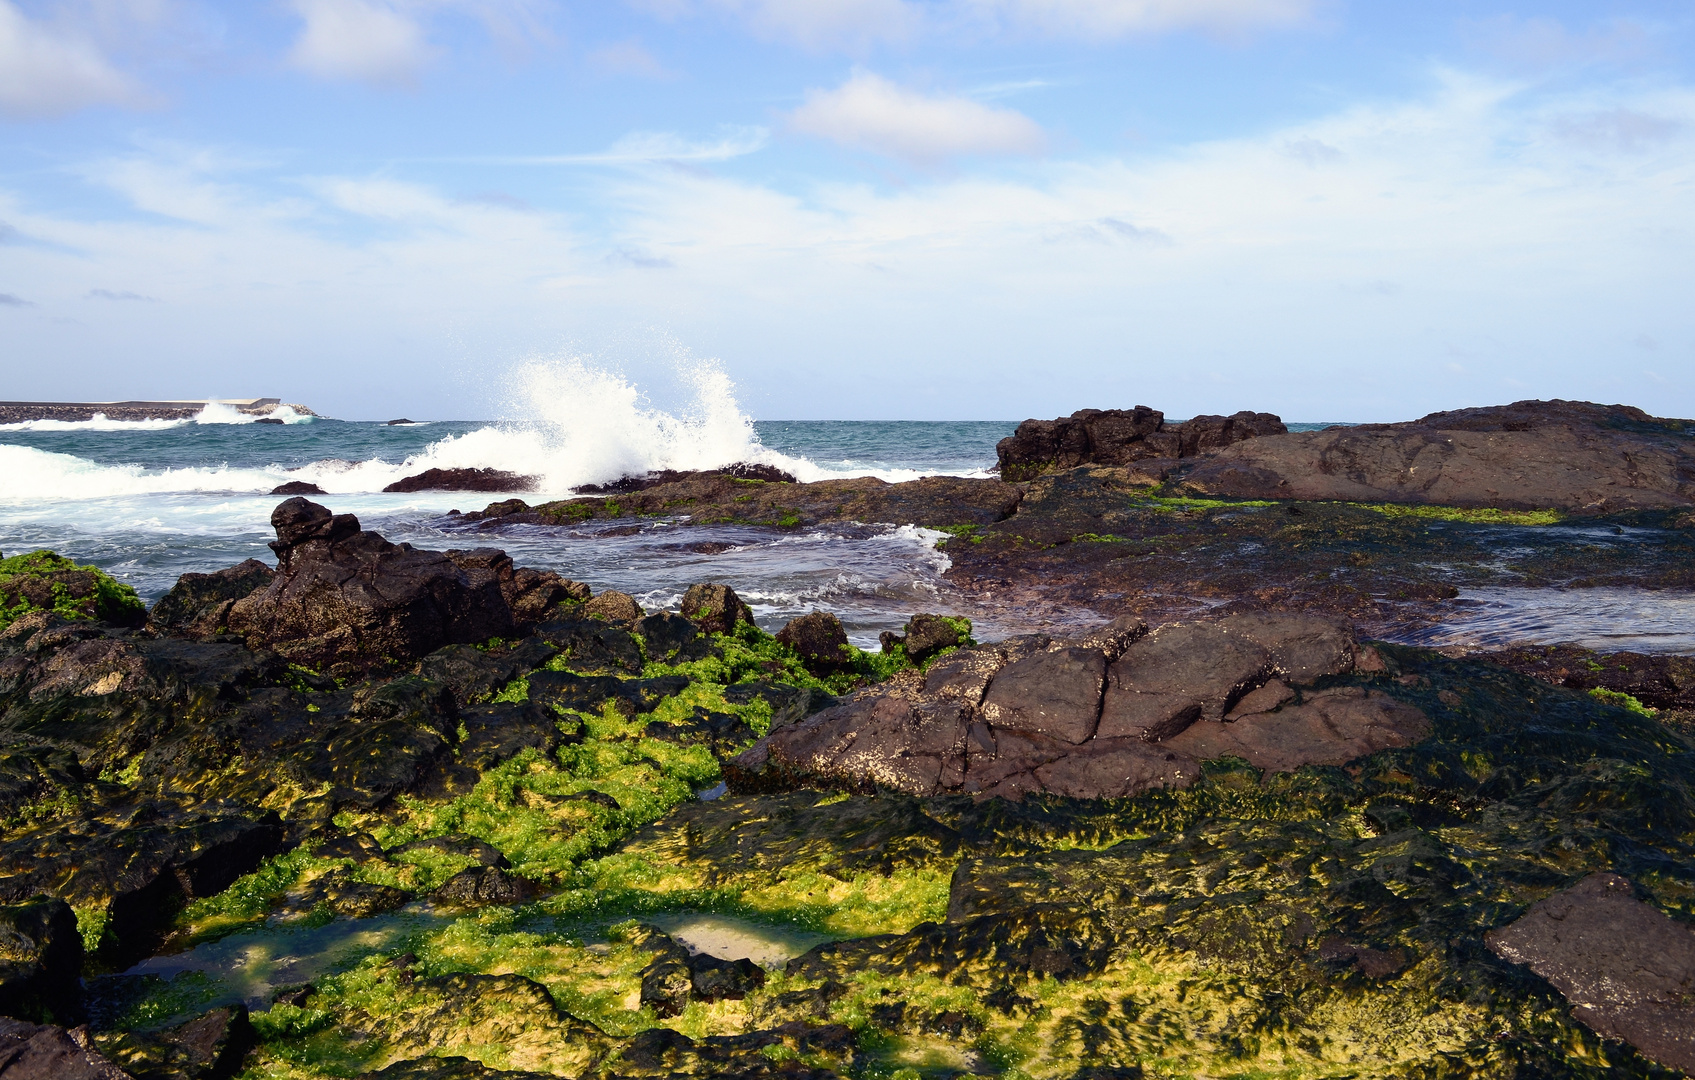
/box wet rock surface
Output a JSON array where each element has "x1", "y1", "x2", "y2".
[
  {"x1": 382, "y1": 468, "x2": 538, "y2": 494},
  {"x1": 996, "y1": 405, "x2": 1287, "y2": 481}
]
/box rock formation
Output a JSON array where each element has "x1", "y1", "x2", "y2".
[
  {"x1": 728, "y1": 613, "x2": 1430, "y2": 800},
  {"x1": 996, "y1": 406, "x2": 1287, "y2": 481},
  {"x1": 382, "y1": 468, "x2": 537, "y2": 493}
]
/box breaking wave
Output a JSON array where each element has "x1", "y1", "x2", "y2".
[{"x1": 0, "y1": 357, "x2": 965, "y2": 504}]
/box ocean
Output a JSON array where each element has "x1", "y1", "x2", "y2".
[{"x1": 6, "y1": 373, "x2": 1681, "y2": 653}]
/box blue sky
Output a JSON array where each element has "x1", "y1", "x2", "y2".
[{"x1": 1, "y1": 0, "x2": 1692, "y2": 421}]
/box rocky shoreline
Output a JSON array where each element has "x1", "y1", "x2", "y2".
[
  {"x1": 0, "y1": 398, "x2": 1692, "y2": 1079},
  {"x1": 0, "y1": 398, "x2": 314, "y2": 424}
]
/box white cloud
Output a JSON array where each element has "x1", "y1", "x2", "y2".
[
  {"x1": 4, "y1": 72, "x2": 1695, "y2": 419},
  {"x1": 789, "y1": 72, "x2": 1046, "y2": 163},
  {"x1": 0, "y1": 0, "x2": 144, "y2": 118},
  {"x1": 588, "y1": 39, "x2": 675, "y2": 79},
  {"x1": 962, "y1": 0, "x2": 1315, "y2": 36},
  {"x1": 287, "y1": 0, "x2": 435, "y2": 86}
]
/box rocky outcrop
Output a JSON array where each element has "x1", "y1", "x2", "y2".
[
  {"x1": 223, "y1": 499, "x2": 588, "y2": 672},
  {"x1": 727, "y1": 613, "x2": 1428, "y2": 800},
  {"x1": 879, "y1": 613, "x2": 971, "y2": 663},
  {"x1": 996, "y1": 406, "x2": 1286, "y2": 481},
  {"x1": 0, "y1": 552, "x2": 144, "y2": 632},
  {"x1": 774, "y1": 613, "x2": 851, "y2": 675},
  {"x1": 1179, "y1": 400, "x2": 1695, "y2": 511},
  {"x1": 678, "y1": 584, "x2": 753, "y2": 636},
  {"x1": 1487, "y1": 872, "x2": 1695, "y2": 1072},
  {"x1": 382, "y1": 468, "x2": 537, "y2": 493},
  {"x1": 574, "y1": 462, "x2": 796, "y2": 495},
  {"x1": 147, "y1": 559, "x2": 275, "y2": 639}
]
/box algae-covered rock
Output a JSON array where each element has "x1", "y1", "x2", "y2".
[
  {"x1": 0, "y1": 551, "x2": 144, "y2": 632},
  {"x1": 95, "y1": 1003, "x2": 255, "y2": 1080},
  {"x1": 774, "y1": 612, "x2": 851, "y2": 676},
  {"x1": 678, "y1": 583, "x2": 753, "y2": 636},
  {"x1": 147, "y1": 560, "x2": 275, "y2": 640}
]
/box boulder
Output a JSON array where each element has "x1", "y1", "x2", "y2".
[
  {"x1": 689, "y1": 955, "x2": 765, "y2": 1002},
  {"x1": 730, "y1": 614, "x2": 1427, "y2": 801},
  {"x1": 269, "y1": 481, "x2": 325, "y2": 495},
  {"x1": 1487, "y1": 872, "x2": 1695, "y2": 1072},
  {"x1": 580, "y1": 591, "x2": 643, "y2": 625},
  {"x1": 433, "y1": 866, "x2": 531, "y2": 908},
  {"x1": 678, "y1": 584, "x2": 753, "y2": 636},
  {"x1": 148, "y1": 560, "x2": 276, "y2": 639},
  {"x1": 224, "y1": 500, "x2": 582, "y2": 673},
  {"x1": 886, "y1": 613, "x2": 972, "y2": 664},
  {"x1": 0, "y1": 552, "x2": 145, "y2": 631},
  {"x1": 775, "y1": 612, "x2": 851, "y2": 675},
  {"x1": 382, "y1": 468, "x2": 537, "y2": 493},
  {"x1": 0, "y1": 897, "x2": 82, "y2": 1024}
]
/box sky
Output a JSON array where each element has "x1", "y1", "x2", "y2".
[{"x1": 0, "y1": 0, "x2": 1692, "y2": 422}]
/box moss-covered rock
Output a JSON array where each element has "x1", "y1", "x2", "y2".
[{"x1": 0, "y1": 551, "x2": 143, "y2": 632}]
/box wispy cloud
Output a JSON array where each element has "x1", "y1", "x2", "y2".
[
  {"x1": 465, "y1": 127, "x2": 772, "y2": 166},
  {"x1": 87, "y1": 288, "x2": 158, "y2": 301},
  {"x1": 587, "y1": 39, "x2": 677, "y2": 80},
  {"x1": 0, "y1": 292, "x2": 32, "y2": 306},
  {"x1": 0, "y1": 0, "x2": 147, "y2": 119},
  {"x1": 960, "y1": 0, "x2": 1316, "y2": 37},
  {"x1": 789, "y1": 72, "x2": 1046, "y2": 163},
  {"x1": 287, "y1": 0, "x2": 436, "y2": 87}
]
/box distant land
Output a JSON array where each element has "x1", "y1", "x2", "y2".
[{"x1": 0, "y1": 398, "x2": 314, "y2": 423}]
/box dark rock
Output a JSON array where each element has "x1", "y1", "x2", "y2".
[
  {"x1": 270, "y1": 985, "x2": 312, "y2": 1009},
  {"x1": 0, "y1": 551, "x2": 145, "y2": 630},
  {"x1": 525, "y1": 670, "x2": 685, "y2": 718},
  {"x1": 1487, "y1": 872, "x2": 1695, "y2": 1072},
  {"x1": 635, "y1": 928, "x2": 693, "y2": 1018},
  {"x1": 225, "y1": 500, "x2": 583, "y2": 673},
  {"x1": 254, "y1": 417, "x2": 284, "y2": 425},
  {"x1": 533, "y1": 618, "x2": 643, "y2": 674},
  {"x1": 678, "y1": 584, "x2": 753, "y2": 636},
  {"x1": 147, "y1": 561, "x2": 277, "y2": 640},
  {"x1": 1180, "y1": 399, "x2": 1695, "y2": 511},
  {"x1": 433, "y1": 866, "x2": 530, "y2": 908},
  {"x1": 980, "y1": 647, "x2": 1107, "y2": 744},
  {"x1": 415, "y1": 645, "x2": 520, "y2": 705},
  {"x1": 573, "y1": 463, "x2": 797, "y2": 495},
  {"x1": 635, "y1": 612, "x2": 709, "y2": 664},
  {"x1": 311, "y1": 832, "x2": 384, "y2": 862},
  {"x1": 775, "y1": 612, "x2": 850, "y2": 674},
  {"x1": 382, "y1": 468, "x2": 537, "y2": 494},
  {"x1": 898, "y1": 613, "x2": 971, "y2": 664},
  {"x1": 996, "y1": 406, "x2": 1285, "y2": 481},
  {"x1": 455, "y1": 701, "x2": 566, "y2": 771},
  {"x1": 385, "y1": 419, "x2": 416, "y2": 426},
  {"x1": 268, "y1": 481, "x2": 324, "y2": 495},
  {"x1": 731, "y1": 614, "x2": 1426, "y2": 802},
  {"x1": 296, "y1": 871, "x2": 410, "y2": 919},
  {"x1": 97, "y1": 1004, "x2": 255, "y2": 1080},
  {"x1": 0, "y1": 897, "x2": 82, "y2": 1024},
  {"x1": 580, "y1": 591, "x2": 643, "y2": 625},
  {"x1": 643, "y1": 709, "x2": 757, "y2": 755},
  {"x1": 0, "y1": 1018, "x2": 130, "y2": 1079},
  {"x1": 689, "y1": 954, "x2": 765, "y2": 1002}
]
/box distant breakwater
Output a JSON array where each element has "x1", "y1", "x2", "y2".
[{"x1": 0, "y1": 398, "x2": 313, "y2": 424}]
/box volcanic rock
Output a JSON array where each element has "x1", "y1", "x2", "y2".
[
  {"x1": 883, "y1": 613, "x2": 972, "y2": 664},
  {"x1": 148, "y1": 559, "x2": 276, "y2": 639},
  {"x1": 383, "y1": 468, "x2": 537, "y2": 493},
  {"x1": 775, "y1": 612, "x2": 851, "y2": 675},
  {"x1": 0, "y1": 897, "x2": 82, "y2": 1024},
  {"x1": 223, "y1": 499, "x2": 585, "y2": 672},
  {"x1": 270, "y1": 481, "x2": 326, "y2": 495},
  {"x1": 1487, "y1": 872, "x2": 1695, "y2": 1072},
  {"x1": 96, "y1": 1004, "x2": 256, "y2": 1080},
  {"x1": 997, "y1": 406, "x2": 1286, "y2": 481},
  {"x1": 729, "y1": 613, "x2": 1425, "y2": 801},
  {"x1": 433, "y1": 866, "x2": 531, "y2": 908},
  {"x1": 1179, "y1": 400, "x2": 1695, "y2": 511},
  {"x1": 573, "y1": 462, "x2": 796, "y2": 495},
  {"x1": 580, "y1": 590, "x2": 643, "y2": 625},
  {"x1": 678, "y1": 583, "x2": 753, "y2": 636}
]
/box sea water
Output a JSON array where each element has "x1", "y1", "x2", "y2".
[{"x1": 1, "y1": 359, "x2": 1686, "y2": 651}]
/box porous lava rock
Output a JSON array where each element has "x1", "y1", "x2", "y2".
[
  {"x1": 997, "y1": 406, "x2": 1286, "y2": 481},
  {"x1": 1178, "y1": 399, "x2": 1695, "y2": 511},
  {"x1": 223, "y1": 499, "x2": 586, "y2": 672},
  {"x1": 382, "y1": 468, "x2": 537, "y2": 493},
  {"x1": 728, "y1": 613, "x2": 1427, "y2": 800},
  {"x1": 678, "y1": 583, "x2": 753, "y2": 636},
  {"x1": 580, "y1": 590, "x2": 643, "y2": 625},
  {"x1": 1487, "y1": 872, "x2": 1695, "y2": 1072},
  {"x1": 775, "y1": 612, "x2": 851, "y2": 675},
  {"x1": 147, "y1": 559, "x2": 276, "y2": 639}
]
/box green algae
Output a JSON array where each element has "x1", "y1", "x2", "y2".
[
  {"x1": 0, "y1": 549, "x2": 145, "y2": 630},
  {"x1": 1589, "y1": 686, "x2": 1658, "y2": 717},
  {"x1": 1359, "y1": 503, "x2": 1566, "y2": 526}
]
